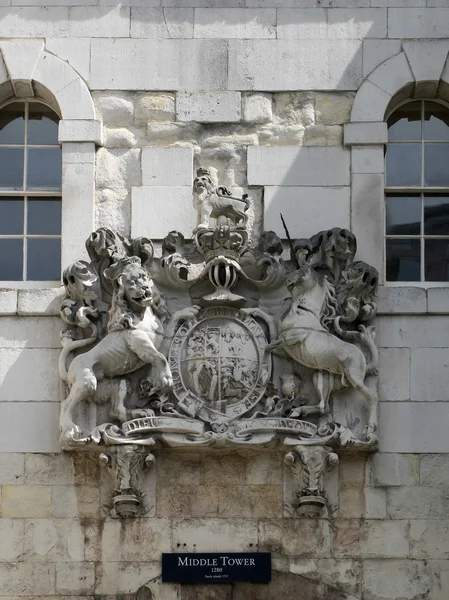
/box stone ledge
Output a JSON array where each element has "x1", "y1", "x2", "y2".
[
  {"x1": 0, "y1": 289, "x2": 17, "y2": 315},
  {"x1": 17, "y1": 288, "x2": 64, "y2": 316},
  {"x1": 344, "y1": 122, "x2": 388, "y2": 145},
  {"x1": 58, "y1": 119, "x2": 103, "y2": 145}
]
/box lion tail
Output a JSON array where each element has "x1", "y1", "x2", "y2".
[{"x1": 59, "y1": 326, "x2": 98, "y2": 382}]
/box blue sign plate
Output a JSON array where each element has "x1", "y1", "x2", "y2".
[{"x1": 162, "y1": 552, "x2": 271, "y2": 584}]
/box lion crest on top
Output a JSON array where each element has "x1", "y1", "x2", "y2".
[{"x1": 60, "y1": 166, "x2": 379, "y2": 518}]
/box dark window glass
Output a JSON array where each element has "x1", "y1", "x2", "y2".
[
  {"x1": 425, "y1": 239, "x2": 449, "y2": 282},
  {"x1": 424, "y1": 143, "x2": 449, "y2": 187},
  {"x1": 27, "y1": 238, "x2": 61, "y2": 280},
  {"x1": 386, "y1": 239, "x2": 420, "y2": 282},
  {"x1": 386, "y1": 195, "x2": 421, "y2": 235},
  {"x1": 424, "y1": 101, "x2": 449, "y2": 141},
  {"x1": 0, "y1": 103, "x2": 25, "y2": 145},
  {"x1": 0, "y1": 238, "x2": 23, "y2": 280},
  {"x1": 387, "y1": 101, "x2": 421, "y2": 141},
  {"x1": 0, "y1": 198, "x2": 23, "y2": 234},
  {"x1": 0, "y1": 148, "x2": 24, "y2": 190},
  {"x1": 27, "y1": 198, "x2": 61, "y2": 235},
  {"x1": 27, "y1": 147, "x2": 62, "y2": 190},
  {"x1": 424, "y1": 196, "x2": 449, "y2": 235},
  {"x1": 28, "y1": 104, "x2": 59, "y2": 145},
  {"x1": 386, "y1": 144, "x2": 421, "y2": 186}
]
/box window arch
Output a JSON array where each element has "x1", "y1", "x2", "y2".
[
  {"x1": 385, "y1": 100, "x2": 449, "y2": 282},
  {"x1": 0, "y1": 100, "x2": 61, "y2": 282}
]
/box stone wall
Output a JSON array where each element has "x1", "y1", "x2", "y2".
[{"x1": 0, "y1": 2, "x2": 449, "y2": 599}]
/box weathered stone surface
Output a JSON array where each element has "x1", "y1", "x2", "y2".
[
  {"x1": 0, "y1": 519, "x2": 24, "y2": 561},
  {"x1": 429, "y1": 559, "x2": 449, "y2": 600},
  {"x1": 378, "y1": 348, "x2": 410, "y2": 401},
  {"x1": 103, "y1": 127, "x2": 142, "y2": 149},
  {"x1": 0, "y1": 348, "x2": 60, "y2": 401},
  {"x1": 135, "y1": 92, "x2": 175, "y2": 124},
  {"x1": 194, "y1": 8, "x2": 276, "y2": 39},
  {"x1": 246, "y1": 453, "x2": 283, "y2": 485},
  {"x1": 0, "y1": 453, "x2": 24, "y2": 484},
  {"x1": 338, "y1": 487, "x2": 387, "y2": 519},
  {"x1": 173, "y1": 519, "x2": 258, "y2": 552},
  {"x1": 387, "y1": 486, "x2": 449, "y2": 519},
  {"x1": 421, "y1": 455, "x2": 449, "y2": 487},
  {"x1": 93, "y1": 91, "x2": 134, "y2": 127},
  {"x1": 410, "y1": 520, "x2": 449, "y2": 558},
  {"x1": 177, "y1": 92, "x2": 241, "y2": 123},
  {"x1": 362, "y1": 559, "x2": 430, "y2": 600},
  {"x1": 96, "y1": 148, "x2": 141, "y2": 191},
  {"x1": 141, "y1": 146, "x2": 194, "y2": 186},
  {"x1": 362, "y1": 39, "x2": 402, "y2": 77},
  {"x1": 380, "y1": 402, "x2": 449, "y2": 453},
  {"x1": 277, "y1": 8, "x2": 327, "y2": 39},
  {"x1": 248, "y1": 146, "x2": 350, "y2": 186},
  {"x1": 17, "y1": 288, "x2": 64, "y2": 316},
  {"x1": 131, "y1": 186, "x2": 196, "y2": 239},
  {"x1": 202, "y1": 453, "x2": 247, "y2": 485},
  {"x1": 93, "y1": 519, "x2": 171, "y2": 562},
  {"x1": 131, "y1": 8, "x2": 194, "y2": 39},
  {"x1": 377, "y1": 316, "x2": 449, "y2": 348},
  {"x1": 351, "y1": 147, "x2": 384, "y2": 174},
  {"x1": 428, "y1": 288, "x2": 449, "y2": 314},
  {"x1": 0, "y1": 402, "x2": 60, "y2": 453},
  {"x1": 304, "y1": 124, "x2": 343, "y2": 146},
  {"x1": 264, "y1": 186, "x2": 350, "y2": 239},
  {"x1": 411, "y1": 349, "x2": 449, "y2": 401},
  {"x1": 370, "y1": 453, "x2": 419, "y2": 486},
  {"x1": 218, "y1": 485, "x2": 282, "y2": 518},
  {"x1": 96, "y1": 188, "x2": 131, "y2": 236},
  {"x1": 23, "y1": 518, "x2": 85, "y2": 562},
  {"x1": 377, "y1": 286, "x2": 427, "y2": 314},
  {"x1": 0, "y1": 317, "x2": 60, "y2": 349},
  {"x1": 52, "y1": 486, "x2": 100, "y2": 519},
  {"x1": 1, "y1": 486, "x2": 52, "y2": 518},
  {"x1": 0, "y1": 290, "x2": 17, "y2": 315},
  {"x1": 56, "y1": 562, "x2": 95, "y2": 594},
  {"x1": 259, "y1": 519, "x2": 331, "y2": 557},
  {"x1": 0, "y1": 563, "x2": 56, "y2": 595},
  {"x1": 157, "y1": 484, "x2": 219, "y2": 517},
  {"x1": 24, "y1": 453, "x2": 80, "y2": 486},
  {"x1": 334, "y1": 520, "x2": 409, "y2": 558},
  {"x1": 95, "y1": 562, "x2": 160, "y2": 595},
  {"x1": 289, "y1": 558, "x2": 362, "y2": 596},
  {"x1": 315, "y1": 92, "x2": 354, "y2": 125},
  {"x1": 242, "y1": 92, "x2": 272, "y2": 123}
]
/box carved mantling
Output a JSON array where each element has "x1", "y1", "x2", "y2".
[{"x1": 59, "y1": 165, "x2": 379, "y2": 518}]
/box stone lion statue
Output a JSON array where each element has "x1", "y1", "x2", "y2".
[
  {"x1": 193, "y1": 166, "x2": 249, "y2": 229},
  {"x1": 59, "y1": 256, "x2": 172, "y2": 441}
]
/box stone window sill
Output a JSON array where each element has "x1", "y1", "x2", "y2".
[
  {"x1": 0, "y1": 287, "x2": 64, "y2": 316},
  {"x1": 377, "y1": 286, "x2": 449, "y2": 315}
]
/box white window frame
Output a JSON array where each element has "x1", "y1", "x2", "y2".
[
  {"x1": 0, "y1": 40, "x2": 101, "y2": 293},
  {"x1": 345, "y1": 43, "x2": 449, "y2": 289}
]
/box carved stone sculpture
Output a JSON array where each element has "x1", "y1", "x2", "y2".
[{"x1": 59, "y1": 166, "x2": 379, "y2": 518}]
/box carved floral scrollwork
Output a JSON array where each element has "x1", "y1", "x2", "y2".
[{"x1": 59, "y1": 165, "x2": 379, "y2": 517}]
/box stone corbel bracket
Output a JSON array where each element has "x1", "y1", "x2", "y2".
[
  {"x1": 99, "y1": 446, "x2": 155, "y2": 518},
  {"x1": 285, "y1": 445, "x2": 339, "y2": 518}
]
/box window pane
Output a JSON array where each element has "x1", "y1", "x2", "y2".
[
  {"x1": 0, "y1": 148, "x2": 24, "y2": 190},
  {"x1": 0, "y1": 238, "x2": 23, "y2": 280},
  {"x1": 27, "y1": 238, "x2": 60, "y2": 281},
  {"x1": 386, "y1": 143, "x2": 421, "y2": 186},
  {"x1": 425, "y1": 239, "x2": 449, "y2": 282},
  {"x1": 0, "y1": 198, "x2": 23, "y2": 234},
  {"x1": 28, "y1": 104, "x2": 59, "y2": 145},
  {"x1": 424, "y1": 196, "x2": 449, "y2": 235},
  {"x1": 27, "y1": 148, "x2": 62, "y2": 190},
  {"x1": 424, "y1": 101, "x2": 449, "y2": 141},
  {"x1": 386, "y1": 239, "x2": 420, "y2": 282},
  {"x1": 0, "y1": 102, "x2": 25, "y2": 145},
  {"x1": 387, "y1": 101, "x2": 421, "y2": 141},
  {"x1": 27, "y1": 198, "x2": 61, "y2": 235},
  {"x1": 424, "y1": 143, "x2": 449, "y2": 187},
  {"x1": 386, "y1": 195, "x2": 421, "y2": 235}
]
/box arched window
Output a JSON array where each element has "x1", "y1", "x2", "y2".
[
  {"x1": 386, "y1": 100, "x2": 449, "y2": 282},
  {"x1": 0, "y1": 100, "x2": 61, "y2": 283}
]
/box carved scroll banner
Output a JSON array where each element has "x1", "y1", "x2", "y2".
[{"x1": 59, "y1": 166, "x2": 379, "y2": 517}]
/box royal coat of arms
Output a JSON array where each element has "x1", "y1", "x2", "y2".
[{"x1": 59, "y1": 166, "x2": 379, "y2": 518}]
